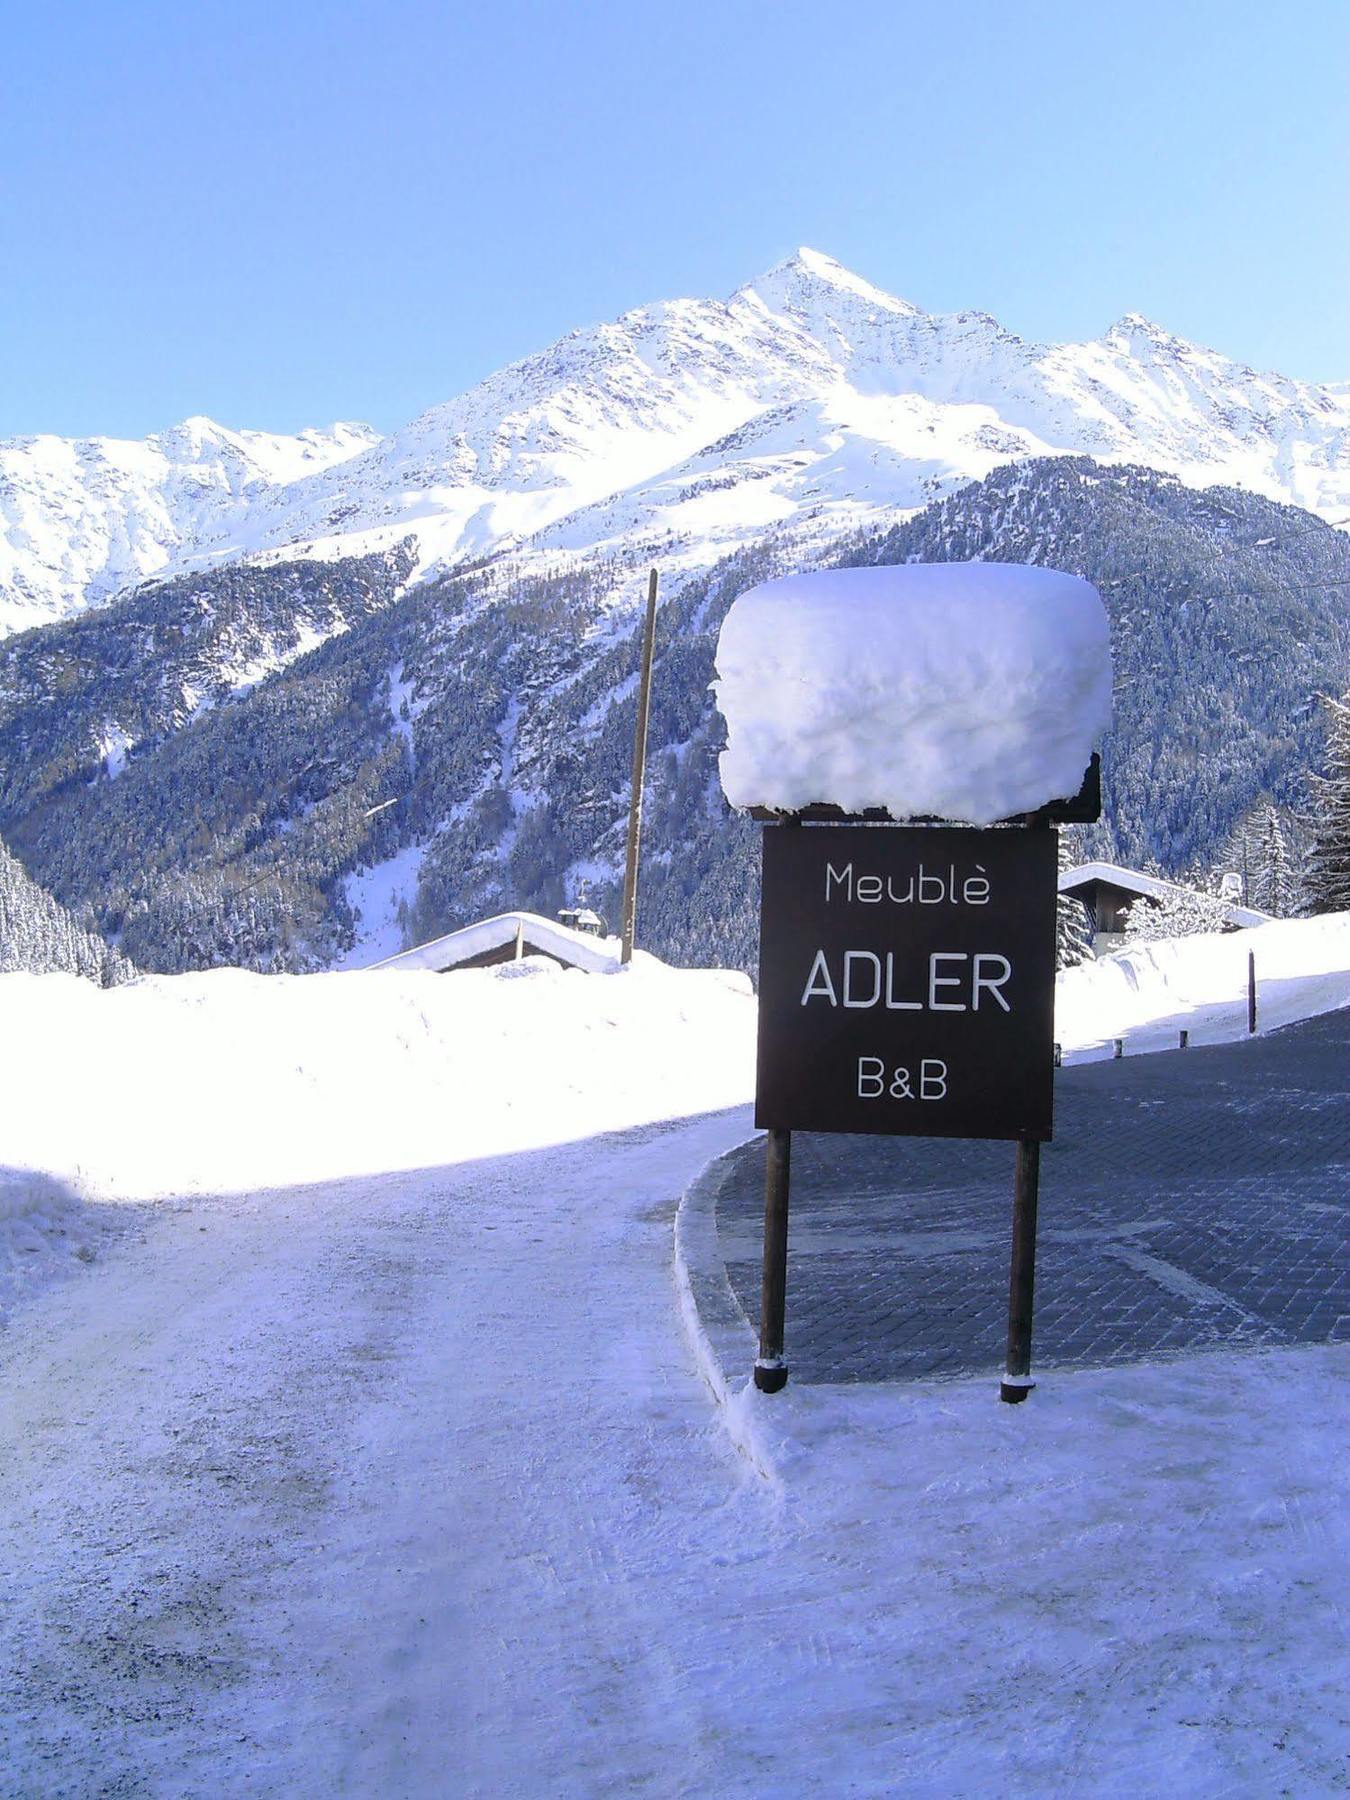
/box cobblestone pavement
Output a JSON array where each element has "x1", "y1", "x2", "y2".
[{"x1": 716, "y1": 1009, "x2": 1350, "y2": 1383}]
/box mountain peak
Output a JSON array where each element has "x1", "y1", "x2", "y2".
[
  {"x1": 1104, "y1": 311, "x2": 1190, "y2": 352},
  {"x1": 157, "y1": 413, "x2": 228, "y2": 443},
  {"x1": 788, "y1": 246, "x2": 858, "y2": 280},
  {"x1": 3, "y1": 255, "x2": 1347, "y2": 639},
  {"x1": 745, "y1": 247, "x2": 919, "y2": 319}
]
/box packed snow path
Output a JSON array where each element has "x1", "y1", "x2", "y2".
[
  {"x1": 0, "y1": 1111, "x2": 762, "y2": 1795},
  {"x1": 716, "y1": 1010, "x2": 1350, "y2": 1383}
]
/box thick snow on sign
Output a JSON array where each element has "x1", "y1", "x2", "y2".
[{"x1": 715, "y1": 562, "x2": 1112, "y2": 823}]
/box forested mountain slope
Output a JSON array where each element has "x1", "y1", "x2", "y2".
[
  {"x1": 0, "y1": 836, "x2": 132, "y2": 984},
  {"x1": 0, "y1": 542, "x2": 416, "y2": 824},
  {"x1": 850, "y1": 461, "x2": 1350, "y2": 871},
  {"x1": 0, "y1": 460, "x2": 1344, "y2": 975}
]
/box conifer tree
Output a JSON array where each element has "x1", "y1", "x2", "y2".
[
  {"x1": 1256, "y1": 805, "x2": 1293, "y2": 917},
  {"x1": 1055, "y1": 829, "x2": 1093, "y2": 970},
  {"x1": 1122, "y1": 877, "x2": 1229, "y2": 943},
  {"x1": 1306, "y1": 691, "x2": 1350, "y2": 914},
  {"x1": 1217, "y1": 799, "x2": 1300, "y2": 917},
  {"x1": 0, "y1": 837, "x2": 134, "y2": 984}
]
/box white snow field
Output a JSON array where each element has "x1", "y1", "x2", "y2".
[
  {"x1": 714, "y1": 563, "x2": 1111, "y2": 823},
  {"x1": 0, "y1": 954, "x2": 754, "y2": 1219},
  {"x1": 0, "y1": 948, "x2": 1346, "y2": 1794}
]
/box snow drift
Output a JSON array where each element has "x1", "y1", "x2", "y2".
[{"x1": 714, "y1": 562, "x2": 1111, "y2": 823}]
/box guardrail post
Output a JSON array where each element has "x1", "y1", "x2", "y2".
[{"x1": 1248, "y1": 952, "x2": 1257, "y2": 1034}]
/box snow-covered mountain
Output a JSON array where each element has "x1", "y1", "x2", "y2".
[
  {"x1": 3, "y1": 247, "x2": 1348, "y2": 635},
  {"x1": 3, "y1": 457, "x2": 1347, "y2": 977},
  {"x1": 0, "y1": 417, "x2": 379, "y2": 635}
]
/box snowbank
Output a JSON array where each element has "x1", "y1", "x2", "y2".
[
  {"x1": 1057, "y1": 911, "x2": 1350, "y2": 1054},
  {"x1": 0, "y1": 959, "x2": 756, "y2": 1209},
  {"x1": 714, "y1": 562, "x2": 1111, "y2": 823}
]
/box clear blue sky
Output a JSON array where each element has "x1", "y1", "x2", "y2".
[{"x1": 2, "y1": 0, "x2": 1346, "y2": 440}]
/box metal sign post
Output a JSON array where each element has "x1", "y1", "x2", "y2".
[
  {"x1": 754, "y1": 1128, "x2": 792, "y2": 1392},
  {"x1": 1000, "y1": 1136, "x2": 1042, "y2": 1402},
  {"x1": 748, "y1": 767, "x2": 1098, "y2": 1400}
]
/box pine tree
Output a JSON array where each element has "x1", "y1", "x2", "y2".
[
  {"x1": 1055, "y1": 829, "x2": 1093, "y2": 970},
  {"x1": 1255, "y1": 805, "x2": 1293, "y2": 917},
  {"x1": 1217, "y1": 804, "x2": 1260, "y2": 908},
  {"x1": 1216, "y1": 799, "x2": 1301, "y2": 917},
  {"x1": 1306, "y1": 691, "x2": 1350, "y2": 914},
  {"x1": 1123, "y1": 879, "x2": 1230, "y2": 944}
]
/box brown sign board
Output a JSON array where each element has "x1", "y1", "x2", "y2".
[{"x1": 755, "y1": 824, "x2": 1058, "y2": 1140}]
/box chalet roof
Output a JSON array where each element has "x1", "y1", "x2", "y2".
[
  {"x1": 1058, "y1": 861, "x2": 1271, "y2": 929},
  {"x1": 369, "y1": 910, "x2": 622, "y2": 975}
]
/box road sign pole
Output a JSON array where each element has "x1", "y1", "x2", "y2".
[
  {"x1": 754, "y1": 1127, "x2": 792, "y2": 1392},
  {"x1": 1000, "y1": 1135, "x2": 1041, "y2": 1403}
]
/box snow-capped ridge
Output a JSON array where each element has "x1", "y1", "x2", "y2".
[
  {"x1": 3, "y1": 250, "x2": 1349, "y2": 633},
  {"x1": 1101, "y1": 311, "x2": 1201, "y2": 355}
]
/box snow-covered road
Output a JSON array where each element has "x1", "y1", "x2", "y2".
[
  {"x1": 5, "y1": 1111, "x2": 1347, "y2": 1797},
  {"x1": 1, "y1": 960, "x2": 1346, "y2": 1795},
  {"x1": 0, "y1": 1110, "x2": 769, "y2": 1795}
]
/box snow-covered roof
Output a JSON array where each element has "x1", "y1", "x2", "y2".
[
  {"x1": 369, "y1": 910, "x2": 623, "y2": 975},
  {"x1": 1059, "y1": 862, "x2": 1271, "y2": 928},
  {"x1": 714, "y1": 563, "x2": 1111, "y2": 825}
]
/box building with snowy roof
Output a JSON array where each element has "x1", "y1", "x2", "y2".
[
  {"x1": 556, "y1": 906, "x2": 608, "y2": 937},
  {"x1": 370, "y1": 910, "x2": 622, "y2": 975},
  {"x1": 1059, "y1": 862, "x2": 1270, "y2": 954}
]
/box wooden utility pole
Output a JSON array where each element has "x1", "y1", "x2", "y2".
[{"x1": 620, "y1": 567, "x2": 659, "y2": 965}]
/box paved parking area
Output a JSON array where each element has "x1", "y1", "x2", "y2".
[{"x1": 715, "y1": 1009, "x2": 1350, "y2": 1383}]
